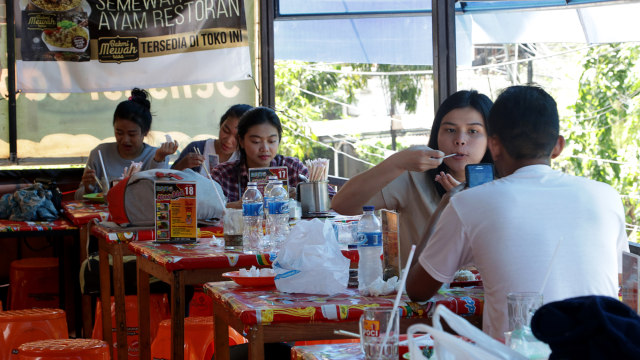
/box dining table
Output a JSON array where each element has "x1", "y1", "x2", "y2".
[
  {"x1": 61, "y1": 199, "x2": 111, "y2": 336},
  {"x1": 203, "y1": 282, "x2": 484, "y2": 360},
  {"x1": 129, "y1": 238, "x2": 274, "y2": 360}
]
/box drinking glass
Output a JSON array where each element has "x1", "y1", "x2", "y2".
[
  {"x1": 507, "y1": 292, "x2": 543, "y2": 331},
  {"x1": 359, "y1": 307, "x2": 399, "y2": 360}
]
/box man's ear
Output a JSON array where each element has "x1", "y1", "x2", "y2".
[
  {"x1": 488, "y1": 136, "x2": 502, "y2": 162},
  {"x1": 551, "y1": 135, "x2": 565, "y2": 159}
]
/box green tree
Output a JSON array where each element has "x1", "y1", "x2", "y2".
[{"x1": 561, "y1": 43, "x2": 640, "y2": 239}]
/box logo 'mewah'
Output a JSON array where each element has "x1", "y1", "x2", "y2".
[{"x1": 98, "y1": 36, "x2": 138, "y2": 63}]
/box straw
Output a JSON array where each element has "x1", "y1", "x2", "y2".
[
  {"x1": 195, "y1": 148, "x2": 226, "y2": 214},
  {"x1": 334, "y1": 329, "x2": 360, "y2": 338},
  {"x1": 97, "y1": 150, "x2": 110, "y2": 192},
  {"x1": 379, "y1": 244, "x2": 416, "y2": 357},
  {"x1": 539, "y1": 236, "x2": 563, "y2": 294}
]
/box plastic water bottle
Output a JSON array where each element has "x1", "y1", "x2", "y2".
[
  {"x1": 263, "y1": 175, "x2": 278, "y2": 217},
  {"x1": 357, "y1": 206, "x2": 383, "y2": 292},
  {"x1": 242, "y1": 182, "x2": 264, "y2": 253},
  {"x1": 266, "y1": 180, "x2": 289, "y2": 251}
]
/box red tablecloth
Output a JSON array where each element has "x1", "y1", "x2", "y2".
[
  {"x1": 203, "y1": 281, "x2": 484, "y2": 326},
  {"x1": 62, "y1": 200, "x2": 110, "y2": 226},
  {"x1": 91, "y1": 223, "x2": 223, "y2": 245},
  {"x1": 128, "y1": 239, "x2": 270, "y2": 272},
  {"x1": 0, "y1": 218, "x2": 77, "y2": 232}
]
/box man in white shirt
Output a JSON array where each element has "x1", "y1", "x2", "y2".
[{"x1": 406, "y1": 85, "x2": 629, "y2": 339}]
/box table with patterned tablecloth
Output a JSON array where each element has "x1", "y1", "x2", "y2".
[
  {"x1": 128, "y1": 240, "x2": 274, "y2": 360},
  {"x1": 203, "y1": 282, "x2": 483, "y2": 360}
]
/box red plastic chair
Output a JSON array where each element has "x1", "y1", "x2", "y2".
[
  {"x1": 16, "y1": 339, "x2": 109, "y2": 360},
  {"x1": 92, "y1": 294, "x2": 170, "y2": 360},
  {"x1": 151, "y1": 316, "x2": 247, "y2": 360},
  {"x1": 8, "y1": 258, "x2": 59, "y2": 310},
  {"x1": 0, "y1": 308, "x2": 68, "y2": 360}
]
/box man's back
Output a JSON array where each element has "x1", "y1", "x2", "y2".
[{"x1": 421, "y1": 164, "x2": 627, "y2": 338}]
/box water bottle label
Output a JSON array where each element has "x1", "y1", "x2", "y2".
[
  {"x1": 242, "y1": 202, "x2": 263, "y2": 217},
  {"x1": 357, "y1": 232, "x2": 382, "y2": 247},
  {"x1": 268, "y1": 200, "x2": 289, "y2": 215}
]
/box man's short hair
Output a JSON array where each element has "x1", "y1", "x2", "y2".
[{"x1": 487, "y1": 85, "x2": 559, "y2": 160}]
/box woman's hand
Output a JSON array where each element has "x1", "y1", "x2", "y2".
[
  {"x1": 154, "y1": 140, "x2": 179, "y2": 162},
  {"x1": 435, "y1": 171, "x2": 461, "y2": 192},
  {"x1": 81, "y1": 167, "x2": 97, "y2": 191},
  {"x1": 173, "y1": 152, "x2": 205, "y2": 171},
  {"x1": 392, "y1": 146, "x2": 444, "y2": 172}
]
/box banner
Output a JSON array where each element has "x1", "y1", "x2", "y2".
[{"x1": 15, "y1": 0, "x2": 252, "y2": 93}]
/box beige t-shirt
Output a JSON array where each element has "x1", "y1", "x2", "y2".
[{"x1": 367, "y1": 171, "x2": 441, "y2": 266}]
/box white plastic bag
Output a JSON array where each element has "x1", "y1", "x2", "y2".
[
  {"x1": 273, "y1": 218, "x2": 350, "y2": 295},
  {"x1": 408, "y1": 305, "x2": 528, "y2": 360}
]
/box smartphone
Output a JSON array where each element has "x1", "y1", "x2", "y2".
[{"x1": 465, "y1": 163, "x2": 495, "y2": 188}]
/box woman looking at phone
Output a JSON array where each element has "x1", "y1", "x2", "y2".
[
  {"x1": 331, "y1": 90, "x2": 493, "y2": 264},
  {"x1": 172, "y1": 104, "x2": 253, "y2": 175},
  {"x1": 75, "y1": 88, "x2": 178, "y2": 200}
]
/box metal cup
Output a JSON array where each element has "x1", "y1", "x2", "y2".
[{"x1": 297, "y1": 181, "x2": 330, "y2": 216}]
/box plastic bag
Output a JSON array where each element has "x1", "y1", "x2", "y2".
[
  {"x1": 408, "y1": 305, "x2": 527, "y2": 360},
  {"x1": 273, "y1": 218, "x2": 350, "y2": 295}
]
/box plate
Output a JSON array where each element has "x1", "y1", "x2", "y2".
[
  {"x1": 222, "y1": 271, "x2": 276, "y2": 287},
  {"x1": 83, "y1": 193, "x2": 105, "y2": 203},
  {"x1": 42, "y1": 26, "x2": 89, "y2": 52}
]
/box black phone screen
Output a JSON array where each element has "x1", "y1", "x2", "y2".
[{"x1": 465, "y1": 163, "x2": 495, "y2": 188}]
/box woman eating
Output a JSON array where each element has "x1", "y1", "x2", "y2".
[
  {"x1": 172, "y1": 104, "x2": 252, "y2": 175},
  {"x1": 75, "y1": 88, "x2": 178, "y2": 200},
  {"x1": 331, "y1": 90, "x2": 493, "y2": 264}
]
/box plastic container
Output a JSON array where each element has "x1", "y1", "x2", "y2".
[
  {"x1": 242, "y1": 182, "x2": 264, "y2": 253},
  {"x1": 357, "y1": 206, "x2": 383, "y2": 292},
  {"x1": 266, "y1": 180, "x2": 289, "y2": 252}
]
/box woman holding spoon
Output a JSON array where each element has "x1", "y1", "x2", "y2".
[
  {"x1": 75, "y1": 88, "x2": 177, "y2": 200},
  {"x1": 331, "y1": 90, "x2": 493, "y2": 264}
]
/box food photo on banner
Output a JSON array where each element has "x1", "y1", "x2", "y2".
[{"x1": 14, "y1": 0, "x2": 252, "y2": 92}]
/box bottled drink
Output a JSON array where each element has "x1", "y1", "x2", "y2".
[
  {"x1": 357, "y1": 206, "x2": 383, "y2": 292},
  {"x1": 266, "y1": 180, "x2": 289, "y2": 251},
  {"x1": 263, "y1": 176, "x2": 278, "y2": 217},
  {"x1": 242, "y1": 182, "x2": 264, "y2": 253}
]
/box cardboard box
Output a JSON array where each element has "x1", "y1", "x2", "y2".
[{"x1": 155, "y1": 181, "x2": 197, "y2": 243}]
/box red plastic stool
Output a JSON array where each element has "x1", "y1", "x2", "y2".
[
  {"x1": 16, "y1": 339, "x2": 109, "y2": 360},
  {"x1": 8, "y1": 258, "x2": 59, "y2": 310},
  {"x1": 92, "y1": 294, "x2": 170, "y2": 360},
  {"x1": 188, "y1": 286, "x2": 212, "y2": 317},
  {"x1": 151, "y1": 316, "x2": 247, "y2": 360},
  {"x1": 0, "y1": 308, "x2": 68, "y2": 360}
]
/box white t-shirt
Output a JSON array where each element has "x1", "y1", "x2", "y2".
[
  {"x1": 419, "y1": 164, "x2": 629, "y2": 339},
  {"x1": 202, "y1": 138, "x2": 240, "y2": 177}
]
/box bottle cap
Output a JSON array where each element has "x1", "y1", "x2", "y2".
[
  {"x1": 247, "y1": 182, "x2": 257, "y2": 186},
  {"x1": 268, "y1": 176, "x2": 278, "y2": 180},
  {"x1": 363, "y1": 205, "x2": 375, "y2": 211}
]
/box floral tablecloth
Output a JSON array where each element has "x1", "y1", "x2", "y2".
[
  {"x1": 203, "y1": 281, "x2": 484, "y2": 326},
  {"x1": 91, "y1": 223, "x2": 223, "y2": 245},
  {"x1": 62, "y1": 200, "x2": 110, "y2": 226},
  {"x1": 128, "y1": 240, "x2": 272, "y2": 272},
  {"x1": 292, "y1": 343, "x2": 364, "y2": 360},
  {"x1": 0, "y1": 218, "x2": 77, "y2": 232}
]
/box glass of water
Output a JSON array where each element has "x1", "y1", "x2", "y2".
[{"x1": 359, "y1": 307, "x2": 399, "y2": 360}]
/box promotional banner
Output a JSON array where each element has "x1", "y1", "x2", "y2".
[{"x1": 15, "y1": 0, "x2": 252, "y2": 93}]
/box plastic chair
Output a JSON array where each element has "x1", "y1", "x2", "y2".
[
  {"x1": 188, "y1": 286, "x2": 212, "y2": 317},
  {"x1": 151, "y1": 316, "x2": 247, "y2": 360},
  {"x1": 16, "y1": 339, "x2": 109, "y2": 360},
  {"x1": 8, "y1": 258, "x2": 59, "y2": 310},
  {"x1": 92, "y1": 294, "x2": 170, "y2": 360},
  {"x1": 0, "y1": 308, "x2": 68, "y2": 360}
]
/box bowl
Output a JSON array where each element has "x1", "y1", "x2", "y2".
[
  {"x1": 42, "y1": 26, "x2": 89, "y2": 53},
  {"x1": 222, "y1": 271, "x2": 276, "y2": 287}
]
